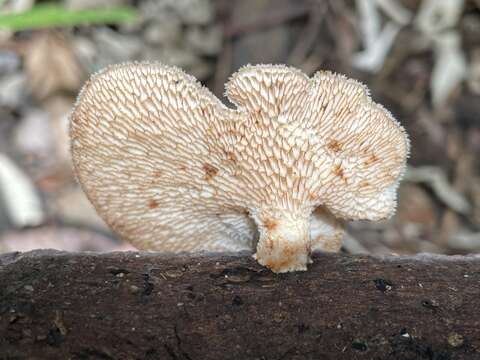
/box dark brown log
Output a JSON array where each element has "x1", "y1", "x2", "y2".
[{"x1": 1, "y1": 250, "x2": 479, "y2": 359}]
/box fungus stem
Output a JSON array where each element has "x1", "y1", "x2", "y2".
[{"x1": 252, "y1": 208, "x2": 312, "y2": 273}]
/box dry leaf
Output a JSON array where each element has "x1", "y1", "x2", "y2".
[
  {"x1": 0, "y1": 226, "x2": 133, "y2": 253},
  {"x1": 396, "y1": 183, "x2": 437, "y2": 228},
  {"x1": 24, "y1": 31, "x2": 84, "y2": 100},
  {"x1": 405, "y1": 166, "x2": 471, "y2": 214},
  {"x1": 352, "y1": 0, "x2": 406, "y2": 72},
  {"x1": 430, "y1": 32, "x2": 467, "y2": 107},
  {"x1": 415, "y1": 0, "x2": 465, "y2": 35},
  {"x1": 0, "y1": 153, "x2": 44, "y2": 227}
]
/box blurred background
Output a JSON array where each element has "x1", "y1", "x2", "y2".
[{"x1": 0, "y1": 0, "x2": 479, "y2": 255}]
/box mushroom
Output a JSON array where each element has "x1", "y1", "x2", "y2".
[{"x1": 70, "y1": 63, "x2": 409, "y2": 273}]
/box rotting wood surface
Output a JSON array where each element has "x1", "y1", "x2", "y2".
[{"x1": 0, "y1": 250, "x2": 479, "y2": 359}]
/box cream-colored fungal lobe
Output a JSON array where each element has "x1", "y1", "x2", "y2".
[{"x1": 70, "y1": 62, "x2": 409, "y2": 273}]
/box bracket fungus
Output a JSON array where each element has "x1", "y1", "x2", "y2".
[{"x1": 70, "y1": 63, "x2": 409, "y2": 273}]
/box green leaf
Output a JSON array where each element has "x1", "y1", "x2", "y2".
[{"x1": 0, "y1": 3, "x2": 138, "y2": 31}]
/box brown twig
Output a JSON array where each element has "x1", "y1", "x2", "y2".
[
  {"x1": 223, "y1": 3, "x2": 310, "y2": 38},
  {"x1": 288, "y1": 2, "x2": 327, "y2": 66}
]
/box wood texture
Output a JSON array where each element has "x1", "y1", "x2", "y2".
[{"x1": 1, "y1": 250, "x2": 479, "y2": 359}]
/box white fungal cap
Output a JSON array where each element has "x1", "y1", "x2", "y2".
[{"x1": 70, "y1": 62, "x2": 409, "y2": 273}]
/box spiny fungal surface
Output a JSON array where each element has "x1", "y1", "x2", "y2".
[{"x1": 70, "y1": 62, "x2": 409, "y2": 273}]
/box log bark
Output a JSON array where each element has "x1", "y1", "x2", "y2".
[{"x1": 1, "y1": 250, "x2": 479, "y2": 359}]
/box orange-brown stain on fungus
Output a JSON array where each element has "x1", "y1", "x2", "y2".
[
  {"x1": 226, "y1": 130, "x2": 241, "y2": 138},
  {"x1": 268, "y1": 261, "x2": 289, "y2": 273},
  {"x1": 224, "y1": 150, "x2": 237, "y2": 163},
  {"x1": 264, "y1": 248, "x2": 296, "y2": 272},
  {"x1": 327, "y1": 139, "x2": 342, "y2": 153},
  {"x1": 333, "y1": 164, "x2": 346, "y2": 181},
  {"x1": 203, "y1": 163, "x2": 218, "y2": 180},
  {"x1": 364, "y1": 154, "x2": 379, "y2": 166},
  {"x1": 280, "y1": 243, "x2": 298, "y2": 257},
  {"x1": 153, "y1": 170, "x2": 162, "y2": 178},
  {"x1": 321, "y1": 237, "x2": 342, "y2": 252},
  {"x1": 359, "y1": 180, "x2": 370, "y2": 188},
  {"x1": 263, "y1": 218, "x2": 278, "y2": 231},
  {"x1": 111, "y1": 220, "x2": 126, "y2": 232},
  {"x1": 264, "y1": 237, "x2": 274, "y2": 251},
  {"x1": 148, "y1": 199, "x2": 159, "y2": 209}
]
